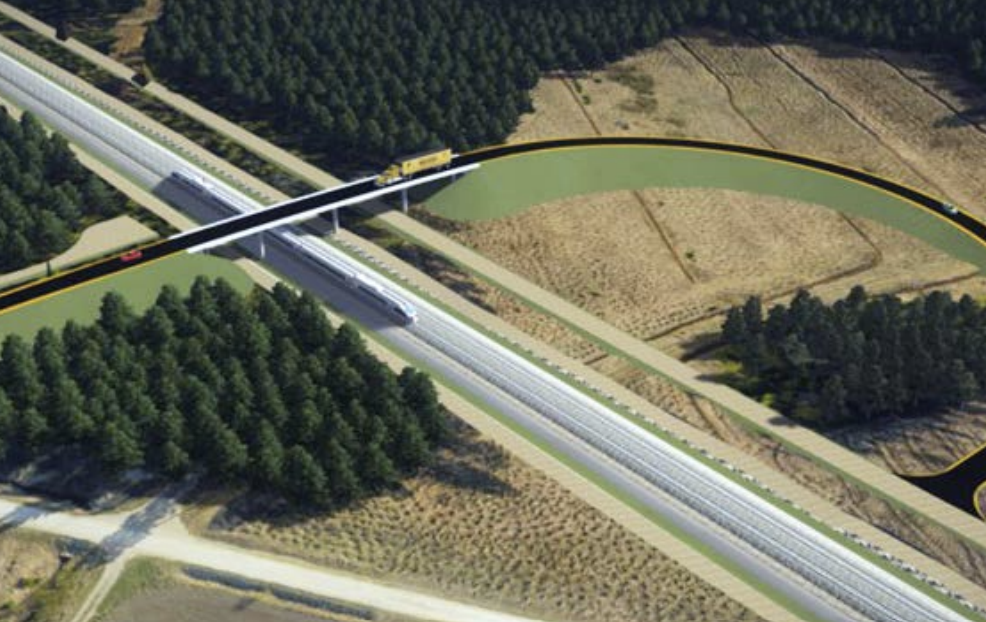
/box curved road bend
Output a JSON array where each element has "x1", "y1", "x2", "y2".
[
  {"x1": 904, "y1": 445, "x2": 986, "y2": 518},
  {"x1": 458, "y1": 137, "x2": 986, "y2": 242}
]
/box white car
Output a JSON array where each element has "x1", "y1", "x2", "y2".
[{"x1": 940, "y1": 202, "x2": 959, "y2": 216}]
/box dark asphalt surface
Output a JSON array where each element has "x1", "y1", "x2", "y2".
[
  {"x1": 0, "y1": 177, "x2": 378, "y2": 312},
  {"x1": 904, "y1": 450, "x2": 986, "y2": 518}
]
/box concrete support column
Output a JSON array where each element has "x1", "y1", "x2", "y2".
[
  {"x1": 258, "y1": 232, "x2": 266, "y2": 259},
  {"x1": 401, "y1": 187, "x2": 409, "y2": 213},
  {"x1": 332, "y1": 208, "x2": 340, "y2": 234}
]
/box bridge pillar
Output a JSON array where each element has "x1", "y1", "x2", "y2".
[
  {"x1": 258, "y1": 232, "x2": 266, "y2": 259},
  {"x1": 332, "y1": 208, "x2": 339, "y2": 234},
  {"x1": 401, "y1": 187, "x2": 409, "y2": 213}
]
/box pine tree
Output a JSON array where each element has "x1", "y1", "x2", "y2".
[
  {"x1": 252, "y1": 421, "x2": 285, "y2": 489},
  {"x1": 98, "y1": 292, "x2": 136, "y2": 336},
  {"x1": 322, "y1": 437, "x2": 359, "y2": 500},
  {"x1": 159, "y1": 440, "x2": 191, "y2": 476},
  {"x1": 0, "y1": 389, "x2": 13, "y2": 461},
  {"x1": 722, "y1": 307, "x2": 746, "y2": 346},
  {"x1": 99, "y1": 420, "x2": 143, "y2": 473},
  {"x1": 284, "y1": 445, "x2": 328, "y2": 505},
  {"x1": 398, "y1": 368, "x2": 446, "y2": 443},
  {"x1": 819, "y1": 375, "x2": 849, "y2": 424}
]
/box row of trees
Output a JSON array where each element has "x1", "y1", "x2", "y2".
[
  {"x1": 143, "y1": 0, "x2": 986, "y2": 167},
  {"x1": 0, "y1": 109, "x2": 124, "y2": 272},
  {"x1": 721, "y1": 287, "x2": 986, "y2": 428},
  {"x1": 5, "y1": 0, "x2": 141, "y2": 25},
  {"x1": 0, "y1": 279, "x2": 447, "y2": 506}
]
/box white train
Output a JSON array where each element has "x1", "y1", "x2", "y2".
[
  {"x1": 172, "y1": 170, "x2": 418, "y2": 325},
  {"x1": 284, "y1": 233, "x2": 418, "y2": 325}
]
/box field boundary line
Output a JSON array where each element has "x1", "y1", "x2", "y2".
[
  {"x1": 561, "y1": 73, "x2": 697, "y2": 282},
  {"x1": 761, "y1": 39, "x2": 947, "y2": 199}
]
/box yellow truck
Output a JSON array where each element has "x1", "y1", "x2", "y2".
[{"x1": 375, "y1": 147, "x2": 453, "y2": 186}]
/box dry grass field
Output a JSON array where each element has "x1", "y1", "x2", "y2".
[
  {"x1": 97, "y1": 559, "x2": 396, "y2": 622},
  {"x1": 431, "y1": 30, "x2": 986, "y2": 445},
  {"x1": 104, "y1": 586, "x2": 325, "y2": 622},
  {"x1": 412, "y1": 32, "x2": 986, "y2": 589},
  {"x1": 448, "y1": 33, "x2": 986, "y2": 358},
  {"x1": 194, "y1": 423, "x2": 763, "y2": 622}
]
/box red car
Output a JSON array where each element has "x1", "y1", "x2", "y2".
[{"x1": 120, "y1": 249, "x2": 143, "y2": 263}]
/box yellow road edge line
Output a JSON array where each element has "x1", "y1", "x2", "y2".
[
  {"x1": 0, "y1": 238, "x2": 169, "y2": 302},
  {"x1": 464, "y1": 137, "x2": 986, "y2": 480},
  {"x1": 469, "y1": 141, "x2": 986, "y2": 256},
  {"x1": 0, "y1": 252, "x2": 179, "y2": 318}
]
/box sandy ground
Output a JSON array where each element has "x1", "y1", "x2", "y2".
[
  {"x1": 0, "y1": 532, "x2": 61, "y2": 610},
  {"x1": 204, "y1": 425, "x2": 763, "y2": 622}
]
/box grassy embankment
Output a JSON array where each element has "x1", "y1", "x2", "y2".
[
  {"x1": 427, "y1": 146, "x2": 986, "y2": 270},
  {"x1": 0, "y1": 253, "x2": 251, "y2": 340}
]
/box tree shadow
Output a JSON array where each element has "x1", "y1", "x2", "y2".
[
  {"x1": 82, "y1": 478, "x2": 193, "y2": 566},
  {"x1": 345, "y1": 213, "x2": 498, "y2": 316},
  {"x1": 0, "y1": 447, "x2": 162, "y2": 512},
  {"x1": 0, "y1": 499, "x2": 57, "y2": 534},
  {"x1": 427, "y1": 419, "x2": 514, "y2": 495},
  {"x1": 677, "y1": 332, "x2": 724, "y2": 362},
  {"x1": 211, "y1": 423, "x2": 514, "y2": 534},
  {"x1": 426, "y1": 454, "x2": 512, "y2": 496}
]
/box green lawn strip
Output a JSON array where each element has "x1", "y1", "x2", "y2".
[
  {"x1": 95, "y1": 557, "x2": 180, "y2": 619},
  {"x1": 0, "y1": 253, "x2": 251, "y2": 340},
  {"x1": 0, "y1": 230, "x2": 156, "y2": 295},
  {"x1": 334, "y1": 223, "x2": 986, "y2": 619},
  {"x1": 428, "y1": 148, "x2": 986, "y2": 272}
]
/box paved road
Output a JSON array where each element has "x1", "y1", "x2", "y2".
[
  {"x1": 0, "y1": 43, "x2": 978, "y2": 622},
  {"x1": 905, "y1": 446, "x2": 986, "y2": 518},
  {"x1": 0, "y1": 497, "x2": 546, "y2": 622},
  {"x1": 459, "y1": 138, "x2": 986, "y2": 240}
]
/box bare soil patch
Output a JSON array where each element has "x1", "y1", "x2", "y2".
[
  {"x1": 0, "y1": 532, "x2": 60, "y2": 612},
  {"x1": 196, "y1": 423, "x2": 763, "y2": 622},
  {"x1": 109, "y1": 0, "x2": 162, "y2": 67}
]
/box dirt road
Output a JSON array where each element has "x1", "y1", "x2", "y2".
[{"x1": 0, "y1": 498, "x2": 547, "y2": 622}]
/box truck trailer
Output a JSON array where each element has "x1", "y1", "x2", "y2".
[{"x1": 375, "y1": 147, "x2": 452, "y2": 186}]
